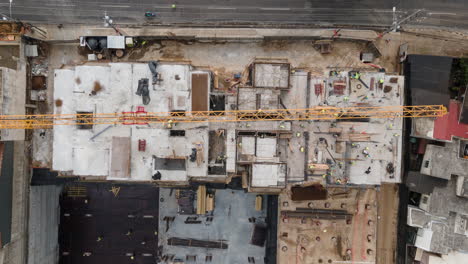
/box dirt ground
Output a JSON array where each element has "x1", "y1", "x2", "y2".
[
  {"x1": 376, "y1": 184, "x2": 399, "y2": 264},
  {"x1": 278, "y1": 187, "x2": 377, "y2": 264}
]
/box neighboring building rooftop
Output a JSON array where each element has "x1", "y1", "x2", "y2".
[
  {"x1": 412, "y1": 100, "x2": 468, "y2": 141},
  {"x1": 459, "y1": 86, "x2": 468, "y2": 124},
  {"x1": 408, "y1": 177, "x2": 468, "y2": 254},
  {"x1": 406, "y1": 171, "x2": 448, "y2": 194},
  {"x1": 405, "y1": 55, "x2": 451, "y2": 107},
  {"x1": 456, "y1": 176, "x2": 468, "y2": 198},
  {"x1": 420, "y1": 140, "x2": 468, "y2": 180}
]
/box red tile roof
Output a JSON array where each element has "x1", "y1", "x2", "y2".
[{"x1": 433, "y1": 100, "x2": 468, "y2": 141}]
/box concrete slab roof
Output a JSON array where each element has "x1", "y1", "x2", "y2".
[
  {"x1": 251, "y1": 163, "x2": 285, "y2": 187},
  {"x1": 253, "y1": 63, "x2": 289, "y2": 89},
  {"x1": 52, "y1": 63, "x2": 210, "y2": 181},
  {"x1": 421, "y1": 141, "x2": 468, "y2": 180},
  {"x1": 50, "y1": 62, "x2": 405, "y2": 187}
]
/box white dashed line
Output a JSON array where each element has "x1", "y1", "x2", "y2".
[
  {"x1": 428, "y1": 12, "x2": 457, "y2": 16},
  {"x1": 208, "y1": 7, "x2": 236, "y2": 10},
  {"x1": 100, "y1": 5, "x2": 131, "y2": 8},
  {"x1": 260, "y1": 8, "x2": 291, "y2": 11},
  {"x1": 45, "y1": 4, "x2": 76, "y2": 7}
]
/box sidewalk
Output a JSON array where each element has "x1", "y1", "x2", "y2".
[{"x1": 27, "y1": 25, "x2": 379, "y2": 42}]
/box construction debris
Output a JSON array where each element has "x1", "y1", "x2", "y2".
[{"x1": 136, "y1": 78, "x2": 150, "y2": 105}]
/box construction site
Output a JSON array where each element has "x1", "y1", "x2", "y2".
[
  {"x1": 0, "y1": 16, "x2": 468, "y2": 264},
  {"x1": 47, "y1": 59, "x2": 408, "y2": 186}
]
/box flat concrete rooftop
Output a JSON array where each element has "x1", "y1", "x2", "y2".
[{"x1": 50, "y1": 61, "x2": 404, "y2": 186}]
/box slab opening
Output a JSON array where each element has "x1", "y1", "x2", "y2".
[
  {"x1": 76, "y1": 111, "x2": 94, "y2": 129},
  {"x1": 170, "y1": 130, "x2": 186, "y2": 137}
]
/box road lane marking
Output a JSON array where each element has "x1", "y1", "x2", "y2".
[
  {"x1": 260, "y1": 8, "x2": 291, "y2": 11},
  {"x1": 45, "y1": 4, "x2": 76, "y2": 7},
  {"x1": 208, "y1": 7, "x2": 236, "y2": 10},
  {"x1": 100, "y1": 5, "x2": 131, "y2": 8},
  {"x1": 428, "y1": 12, "x2": 457, "y2": 16}
]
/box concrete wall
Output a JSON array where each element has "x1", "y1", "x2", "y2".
[{"x1": 0, "y1": 44, "x2": 26, "y2": 141}]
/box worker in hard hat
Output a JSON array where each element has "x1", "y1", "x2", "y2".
[
  {"x1": 126, "y1": 229, "x2": 133, "y2": 236},
  {"x1": 352, "y1": 72, "x2": 361, "y2": 80}
]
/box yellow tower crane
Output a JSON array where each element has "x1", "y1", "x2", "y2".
[{"x1": 0, "y1": 105, "x2": 447, "y2": 130}]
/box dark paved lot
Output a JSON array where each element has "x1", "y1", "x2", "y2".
[
  {"x1": 59, "y1": 183, "x2": 159, "y2": 264},
  {"x1": 0, "y1": 142, "x2": 14, "y2": 247},
  {"x1": 1, "y1": 0, "x2": 467, "y2": 28}
]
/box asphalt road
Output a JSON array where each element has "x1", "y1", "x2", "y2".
[{"x1": 1, "y1": 0, "x2": 467, "y2": 29}]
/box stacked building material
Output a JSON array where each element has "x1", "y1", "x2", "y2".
[
  {"x1": 167, "y1": 237, "x2": 228, "y2": 249},
  {"x1": 282, "y1": 208, "x2": 352, "y2": 220}
]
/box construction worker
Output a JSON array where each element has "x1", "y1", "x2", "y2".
[
  {"x1": 96, "y1": 236, "x2": 103, "y2": 242},
  {"x1": 352, "y1": 72, "x2": 361, "y2": 80},
  {"x1": 126, "y1": 229, "x2": 133, "y2": 236},
  {"x1": 166, "y1": 119, "x2": 173, "y2": 129},
  {"x1": 378, "y1": 78, "x2": 385, "y2": 89}
]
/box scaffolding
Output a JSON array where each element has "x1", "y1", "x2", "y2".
[{"x1": 0, "y1": 105, "x2": 447, "y2": 129}]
